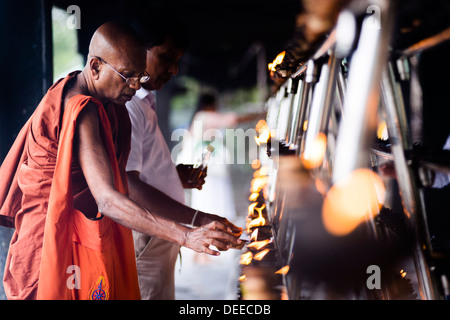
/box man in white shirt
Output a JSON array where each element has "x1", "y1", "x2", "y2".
[{"x1": 126, "y1": 14, "x2": 242, "y2": 299}]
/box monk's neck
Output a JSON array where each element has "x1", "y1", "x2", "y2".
[{"x1": 78, "y1": 70, "x2": 111, "y2": 105}]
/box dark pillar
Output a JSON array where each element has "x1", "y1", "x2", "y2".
[
  {"x1": 0, "y1": 0, "x2": 53, "y2": 300},
  {"x1": 0, "y1": 0, "x2": 53, "y2": 162}
]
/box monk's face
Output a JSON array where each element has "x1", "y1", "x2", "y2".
[
  {"x1": 141, "y1": 38, "x2": 184, "y2": 91},
  {"x1": 94, "y1": 52, "x2": 147, "y2": 105}
]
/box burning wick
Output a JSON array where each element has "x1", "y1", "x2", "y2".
[{"x1": 400, "y1": 269, "x2": 407, "y2": 278}]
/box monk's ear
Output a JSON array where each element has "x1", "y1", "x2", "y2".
[{"x1": 89, "y1": 57, "x2": 102, "y2": 80}]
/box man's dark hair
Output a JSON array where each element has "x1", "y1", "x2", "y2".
[{"x1": 131, "y1": 11, "x2": 189, "y2": 50}]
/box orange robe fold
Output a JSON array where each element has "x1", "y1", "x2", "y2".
[{"x1": 0, "y1": 72, "x2": 140, "y2": 300}]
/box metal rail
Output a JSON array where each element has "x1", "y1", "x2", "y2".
[{"x1": 264, "y1": 0, "x2": 450, "y2": 300}]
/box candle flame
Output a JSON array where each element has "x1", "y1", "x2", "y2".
[
  {"x1": 255, "y1": 120, "x2": 271, "y2": 146},
  {"x1": 275, "y1": 265, "x2": 290, "y2": 275},
  {"x1": 240, "y1": 252, "x2": 253, "y2": 265},
  {"x1": 253, "y1": 166, "x2": 269, "y2": 178},
  {"x1": 247, "y1": 239, "x2": 270, "y2": 250},
  {"x1": 377, "y1": 120, "x2": 389, "y2": 140},
  {"x1": 250, "y1": 228, "x2": 259, "y2": 241},
  {"x1": 301, "y1": 132, "x2": 327, "y2": 169},
  {"x1": 255, "y1": 129, "x2": 270, "y2": 146},
  {"x1": 250, "y1": 176, "x2": 269, "y2": 193},
  {"x1": 253, "y1": 249, "x2": 270, "y2": 261},
  {"x1": 248, "y1": 192, "x2": 259, "y2": 202},
  {"x1": 322, "y1": 169, "x2": 386, "y2": 236},
  {"x1": 268, "y1": 51, "x2": 286, "y2": 72},
  {"x1": 255, "y1": 119, "x2": 268, "y2": 131},
  {"x1": 248, "y1": 202, "x2": 258, "y2": 216},
  {"x1": 239, "y1": 275, "x2": 247, "y2": 282},
  {"x1": 251, "y1": 159, "x2": 261, "y2": 169},
  {"x1": 247, "y1": 204, "x2": 266, "y2": 233}
]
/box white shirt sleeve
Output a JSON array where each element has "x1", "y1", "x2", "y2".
[{"x1": 126, "y1": 100, "x2": 146, "y2": 173}]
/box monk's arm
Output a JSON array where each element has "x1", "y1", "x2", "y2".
[
  {"x1": 74, "y1": 103, "x2": 240, "y2": 255},
  {"x1": 127, "y1": 170, "x2": 241, "y2": 234}
]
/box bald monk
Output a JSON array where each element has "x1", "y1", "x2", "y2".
[{"x1": 0, "y1": 21, "x2": 241, "y2": 300}]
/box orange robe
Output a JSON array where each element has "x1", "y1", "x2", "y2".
[{"x1": 0, "y1": 72, "x2": 140, "y2": 300}]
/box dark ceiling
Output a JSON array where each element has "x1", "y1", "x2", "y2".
[{"x1": 53, "y1": 0, "x2": 302, "y2": 90}]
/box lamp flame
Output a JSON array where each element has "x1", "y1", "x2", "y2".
[
  {"x1": 247, "y1": 239, "x2": 270, "y2": 250},
  {"x1": 322, "y1": 169, "x2": 386, "y2": 236},
  {"x1": 240, "y1": 252, "x2": 253, "y2": 265},
  {"x1": 253, "y1": 249, "x2": 270, "y2": 261},
  {"x1": 250, "y1": 228, "x2": 259, "y2": 241},
  {"x1": 301, "y1": 132, "x2": 327, "y2": 169},
  {"x1": 268, "y1": 51, "x2": 286, "y2": 72},
  {"x1": 255, "y1": 120, "x2": 271, "y2": 146},
  {"x1": 251, "y1": 159, "x2": 261, "y2": 169},
  {"x1": 255, "y1": 130, "x2": 270, "y2": 146},
  {"x1": 250, "y1": 176, "x2": 269, "y2": 193},
  {"x1": 253, "y1": 166, "x2": 269, "y2": 179},
  {"x1": 248, "y1": 202, "x2": 258, "y2": 216},
  {"x1": 275, "y1": 266, "x2": 290, "y2": 275},
  {"x1": 247, "y1": 204, "x2": 266, "y2": 233},
  {"x1": 249, "y1": 192, "x2": 259, "y2": 202},
  {"x1": 377, "y1": 120, "x2": 389, "y2": 140}
]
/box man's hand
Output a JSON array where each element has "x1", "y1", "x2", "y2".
[
  {"x1": 176, "y1": 164, "x2": 207, "y2": 190},
  {"x1": 194, "y1": 212, "x2": 243, "y2": 238},
  {"x1": 183, "y1": 221, "x2": 243, "y2": 255}
]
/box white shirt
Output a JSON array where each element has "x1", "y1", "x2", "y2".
[{"x1": 125, "y1": 88, "x2": 185, "y2": 204}]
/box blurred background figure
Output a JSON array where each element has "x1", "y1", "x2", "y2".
[
  {"x1": 178, "y1": 93, "x2": 266, "y2": 222},
  {"x1": 179, "y1": 93, "x2": 239, "y2": 223},
  {"x1": 174, "y1": 92, "x2": 264, "y2": 299}
]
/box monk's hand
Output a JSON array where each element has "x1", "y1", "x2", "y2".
[
  {"x1": 176, "y1": 164, "x2": 207, "y2": 190},
  {"x1": 183, "y1": 221, "x2": 242, "y2": 256},
  {"x1": 193, "y1": 212, "x2": 243, "y2": 238}
]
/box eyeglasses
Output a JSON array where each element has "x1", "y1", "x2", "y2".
[{"x1": 94, "y1": 56, "x2": 150, "y2": 86}]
